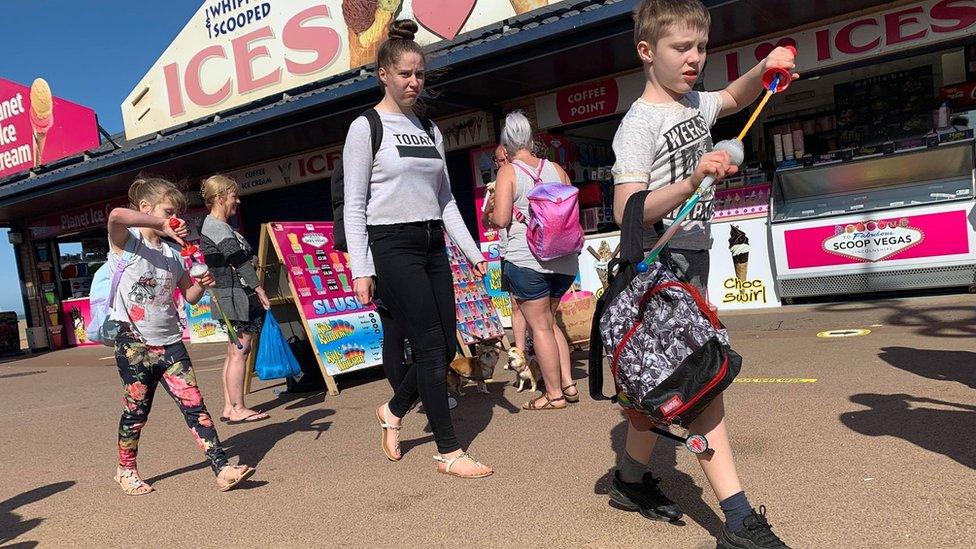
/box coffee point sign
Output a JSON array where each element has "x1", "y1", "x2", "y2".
[{"x1": 123, "y1": 1, "x2": 567, "y2": 140}]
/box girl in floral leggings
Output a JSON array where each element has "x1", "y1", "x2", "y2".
[{"x1": 108, "y1": 177, "x2": 255, "y2": 495}]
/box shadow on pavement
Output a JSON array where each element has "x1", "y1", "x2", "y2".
[
  {"x1": 146, "y1": 409, "x2": 335, "y2": 485},
  {"x1": 814, "y1": 300, "x2": 976, "y2": 339},
  {"x1": 0, "y1": 370, "x2": 47, "y2": 380},
  {"x1": 594, "y1": 419, "x2": 724, "y2": 537},
  {"x1": 841, "y1": 393, "x2": 976, "y2": 469},
  {"x1": 0, "y1": 481, "x2": 75, "y2": 546},
  {"x1": 878, "y1": 347, "x2": 976, "y2": 389}
]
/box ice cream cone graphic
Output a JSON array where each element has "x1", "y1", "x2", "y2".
[
  {"x1": 29, "y1": 78, "x2": 54, "y2": 167},
  {"x1": 728, "y1": 225, "x2": 750, "y2": 282},
  {"x1": 344, "y1": 0, "x2": 400, "y2": 69},
  {"x1": 511, "y1": 0, "x2": 548, "y2": 15}
]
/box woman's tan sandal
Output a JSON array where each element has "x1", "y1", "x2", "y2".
[
  {"x1": 114, "y1": 467, "x2": 154, "y2": 496},
  {"x1": 433, "y1": 453, "x2": 493, "y2": 479},
  {"x1": 562, "y1": 383, "x2": 580, "y2": 403},
  {"x1": 216, "y1": 465, "x2": 255, "y2": 492},
  {"x1": 376, "y1": 404, "x2": 402, "y2": 462},
  {"x1": 522, "y1": 394, "x2": 567, "y2": 410}
]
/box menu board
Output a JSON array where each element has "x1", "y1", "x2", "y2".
[
  {"x1": 268, "y1": 222, "x2": 382, "y2": 376},
  {"x1": 835, "y1": 66, "x2": 934, "y2": 147},
  {"x1": 446, "y1": 233, "x2": 505, "y2": 345}
]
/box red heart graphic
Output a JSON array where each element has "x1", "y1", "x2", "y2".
[{"x1": 414, "y1": 0, "x2": 476, "y2": 40}]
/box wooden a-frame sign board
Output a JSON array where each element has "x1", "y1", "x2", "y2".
[{"x1": 245, "y1": 222, "x2": 340, "y2": 395}]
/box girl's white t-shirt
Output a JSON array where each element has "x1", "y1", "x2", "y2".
[{"x1": 109, "y1": 228, "x2": 186, "y2": 346}]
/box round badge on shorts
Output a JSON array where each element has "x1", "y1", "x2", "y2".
[{"x1": 686, "y1": 434, "x2": 709, "y2": 454}]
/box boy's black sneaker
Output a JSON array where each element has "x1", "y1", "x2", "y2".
[
  {"x1": 608, "y1": 471, "x2": 682, "y2": 522},
  {"x1": 717, "y1": 506, "x2": 790, "y2": 549}
]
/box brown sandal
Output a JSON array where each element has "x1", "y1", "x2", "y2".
[
  {"x1": 562, "y1": 383, "x2": 580, "y2": 403},
  {"x1": 521, "y1": 394, "x2": 567, "y2": 410},
  {"x1": 114, "y1": 466, "x2": 154, "y2": 496},
  {"x1": 433, "y1": 452, "x2": 493, "y2": 479},
  {"x1": 376, "y1": 404, "x2": 402, "y2": 462},
  {"x1": 216, "y1": 464, "x2": 255, "y2": 492}
]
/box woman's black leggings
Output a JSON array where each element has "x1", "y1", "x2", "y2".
[{"x1": 368, "y1": 220, "x2": 459, "y2": 454}]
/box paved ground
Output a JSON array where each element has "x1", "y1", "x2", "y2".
[{"x1": 1, "y1": 294, "x2": 974, "y2": 548}]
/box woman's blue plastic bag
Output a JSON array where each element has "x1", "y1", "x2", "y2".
[{"x1": 255, "y1": 311, "x2": 304, "y2": 381}]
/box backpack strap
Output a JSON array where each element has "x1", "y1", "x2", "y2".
[
  {"x1": 419, "y1": 117, "x2": 436, "y2": 142},
  {"x1": 362, "y1": 108, "x2": 384, "y2": 158},
  {"x1": 510, "y1": 159, "x2": 547, "y2": 225}
]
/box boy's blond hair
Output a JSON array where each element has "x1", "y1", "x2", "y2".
[{"x1": 633, "y1": 0, "x2": 710, "y2": 47}]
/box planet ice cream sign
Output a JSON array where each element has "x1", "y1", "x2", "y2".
[
  {"x1": 823, "y1": 219, "x2": 924, "y2": 262},
  {"x1": 0, "y1": 77, "x2": 99, "y2": 178},
  {"x1": 123, "y1": 0, "x2": 566, "y2": 140}
]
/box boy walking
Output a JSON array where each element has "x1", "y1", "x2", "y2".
[{"x1": 609, "y1": 1, "x2": 796, "y2": 548}]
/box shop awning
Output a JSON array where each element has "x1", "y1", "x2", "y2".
[{"x1": 0, "y1": 0, "x2": 893, "y2": 225}]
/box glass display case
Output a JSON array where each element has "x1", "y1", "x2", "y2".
[
  {"x1": 768, "y1": 138, "x2": 976, "y2": 299},
  {"x1": 771, "y1": 139, "x2": 975, "y2": 223}
]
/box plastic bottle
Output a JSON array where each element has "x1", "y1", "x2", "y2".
[
  {"x1": 772, "y1": 127, "x2": 785, "y2": 163},
  {"x1": 791, "y1": 121, "x2": 805, "y2": 158},
  {"x1": 782, "y1": 125, "x2": 795, "y2": 160}
]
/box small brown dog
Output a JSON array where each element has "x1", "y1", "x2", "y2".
[
  {"x1": 448, "y1": 345, "x2": 501, "y2": 396},
  {"x1": 508, "y1": 347, "x2": 541, "y2": 393}
]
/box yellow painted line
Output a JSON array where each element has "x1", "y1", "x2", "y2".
[
  {"x1": 734, "y1": 377, "x2": 818, "y2": 383},
  {"x1": 817, "y1": 329, "x2": 871, "y2": 338}
]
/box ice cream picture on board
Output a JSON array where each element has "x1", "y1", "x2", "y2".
[
  {"x1": 343, "y1": 0, "x2": 402, "y2": 69},
  {"x1": 729, "y1": 225, "x2": 750, "y2": 281},
  {"x1": 29, "y1": 78, "x2": 54, "y2": 167}
]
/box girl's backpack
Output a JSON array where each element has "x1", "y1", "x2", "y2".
[
  {"x1": 589, "y1": 190, "x2": 741, "y2": 427},
  {"x1": 512, "y1": 159, "x2": 584, "y2": 262},
  {"x1": 86, "y1": 255, "x2": 132, "y2": 346}
]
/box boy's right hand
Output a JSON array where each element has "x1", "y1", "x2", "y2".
[{"x1": 690, "y1": 150, "x2": 739, "y2": 190}]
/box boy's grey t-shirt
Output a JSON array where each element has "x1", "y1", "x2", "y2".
[
  {"x1": 611, "y1": 91, "x2": 723, "y2": 250},
  {"x1": 109, "y1": 228, "x2": 186, "y2": 346}
]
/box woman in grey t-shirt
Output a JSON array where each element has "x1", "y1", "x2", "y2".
[
  {"x1": 199, "y1": 175, "x2": 271, "y2": 425},
  {"x1": 342, "y1": 20, "x2": 492, "y2": 479}
]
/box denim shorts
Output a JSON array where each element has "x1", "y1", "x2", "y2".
[{"x1": 502, "y1": 261, "x2": 576, "y2": 301}]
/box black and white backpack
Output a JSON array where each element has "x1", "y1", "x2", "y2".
[{"x1": 589, "y1": 190, "x2": 741, "y2": 429}]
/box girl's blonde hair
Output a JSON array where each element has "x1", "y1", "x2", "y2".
[
  {"x1": 200, "y1": 174, "x2": 241, "y2": 208},
  {"x1": 128, "y1": 176, "x2": 186, "y2": 213}
]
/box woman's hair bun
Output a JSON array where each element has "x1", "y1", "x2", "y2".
[{"x1": 388, "y1": 19, "x2": 418, "y2": 41}]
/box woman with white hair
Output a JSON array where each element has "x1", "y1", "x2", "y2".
[{"x1": 489, "y1": 111, "x2": 580, "y2": 410}]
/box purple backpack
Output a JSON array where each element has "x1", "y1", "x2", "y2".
[{"x1": 512, "y1": 159, "x2": 585, "y2": 262}]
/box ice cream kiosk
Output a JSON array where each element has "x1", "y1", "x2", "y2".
[{"x1": 770, "y1": 136, "x2": 976, "y2": 298}]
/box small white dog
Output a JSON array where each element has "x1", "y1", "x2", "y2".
[{"x1": 508, "y1": 347, "x2": 541, "y2": 393}]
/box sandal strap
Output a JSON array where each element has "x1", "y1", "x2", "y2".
[
  {"x1": 562, "y1": 382, "x2": 577, "y2": 391},
  {"x1": 433, "y1": 452, "x2": 484, "y2": 474},
  {"x1": 380, "y1": 423, "x2": 401, "y2": 431}
]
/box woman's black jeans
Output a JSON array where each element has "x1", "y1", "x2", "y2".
[{"x1": 368, "y1": 220, "x2": 460, "y2": 454}]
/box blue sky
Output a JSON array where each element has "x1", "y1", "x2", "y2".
[{"x1": 0, "y1": 1, "x2": 203, "y2": 315}]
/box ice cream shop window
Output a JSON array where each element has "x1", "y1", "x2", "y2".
[{"x1": 55, "y1": 236, "x2": 106, "y2": 300}]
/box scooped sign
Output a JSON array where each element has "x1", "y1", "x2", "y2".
[
  {"x1": 823, "y1": 220, "x2": 923, "y2": 262},
  {"x1": 123, "y1": 0, "x2": 569, "y2": 140}
]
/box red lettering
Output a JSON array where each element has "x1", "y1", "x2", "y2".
[
  {"x1": 232, "y1": 26, "x2": 282, "y2": 94},
  {"x1": 836, "y1": 18, "x2": 881, "y2": 54},
  {"x1": 283, "y1": 5, "x2": 341, "y2": 75},
  {"x1": 185, "y1": 45, "x2": 232, "y2": 107},
  {"x1": 930, "y1": 0, "x2": 976, "y2": 33},
  {"x1": 754, "y1": 38, "x2": 798, "y2": 62},
  {"x1": 163, "y1": 63, "x2": 185, "y2": 116},
  {"x1": 885, "y1": 7, "x2": 927, "y2": 45},
  {"x1": 306, "y1": 154, "x2": 328, "y2": 174},
  {"x1": 815, "y1": 29, "x2": 832, "y2": 61},
  {"x1": 725, "y1": 52, "x2": 740, "y2": 83}
]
